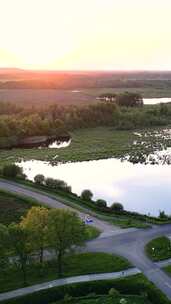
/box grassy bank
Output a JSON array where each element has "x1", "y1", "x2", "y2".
[
  {"x1": 0, "y1": 252, "x2": 131, "y2": 293},
  {"x1": 0, "y1": 190, "x2": 40, "y2": 225},
  {"x1": 1, "y1": 177, "x2": 169, "y2": 229},
  {"x1": 0, "y1": 189, "x2": 100, "y2": 240},
  {"x1": 146, "y1": 237, "x2": 171, "y2": 261}
]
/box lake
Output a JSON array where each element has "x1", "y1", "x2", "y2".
[
  {"x1": 16, "y1": 157, "x2": 171, "y2": 216},
  {"x1": 143, "y1": 97, "x2": 171, "y2": 105}
]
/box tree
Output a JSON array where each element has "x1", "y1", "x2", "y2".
[
  {"x1": 8, "y1": 223, "x2": 32, "y2": 285},
  {"x1": 110, "y1": 202, "x2": 124, "y2": 212},
  {"x1": 45, "y1": 178, "x2": 71, "y2": 193},
  {"x1": 81, "y1": 189, "x2": 93, "y2": 201},
  {"x1": 0, "y1": 224, "x2": 9, "y2": 273},
  {"x1": 34, "y1": 174, "x2": 45, "y2": 185},
  {"x1": 2, "y1": 164, "x2": 23, "y2": 178},
  {"x1": 116, "y1": 92, "x2": 143, "y2": 107},
  {"x1": 159, "y1": 210, "x2": 167, "y2": 219},
  {"x1": 96, "y1": 199, "x2": 107, "y2": 208},
  {"x1": 47, "y1": 209, "x2": 86, "y2": 276},
  {"x1": 21, "y1": 207, "x2": 49, "y2": 264}
]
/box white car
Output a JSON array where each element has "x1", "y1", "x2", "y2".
[{"x1": 85, "y1": 215, "x2": 93, "y2": 224}]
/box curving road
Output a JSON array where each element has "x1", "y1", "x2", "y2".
[{"x1": 1, "y1": 179, "x2": 171, "y2": 299}]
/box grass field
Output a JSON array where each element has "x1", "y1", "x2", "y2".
[
  {"x1": 1, "y1": 126, "x2": 170, "y2": 168},
  {"x1": 0, "y1": 87, "x2": 171, "y2": 110},
  {"x1": 146, "y1": 237, "x2": 171, "y2": 261},
  {"x1": 84, "y1": 87, "x2": 171, "y2": 98},
  {"x1": 0, "y1": 127, "x2": 137, "y2": 167},
  {"x1": 0, "y1": 252, "x2": 131, "y2": 293}
]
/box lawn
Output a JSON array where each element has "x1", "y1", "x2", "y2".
[
  {"x1": 0, "y1": 252, "x2": 131, "y2": 293},
  {"x1": 146, "y1": 237, "x2": 171, "y2": 261}
]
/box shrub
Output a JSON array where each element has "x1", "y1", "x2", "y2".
[
  {"x1": 108, "y1": 287, "x2": 120, "y2": 297},
  {"x1": 110, "y1": 202, "x2": 124, "y2": 212},
  {"x1": 34, "y1": 174, "x2": 45, "y2": 185},
  {"x1": 2, "y1": 164, "x2": 23, "y2": 178},
  {"x1": 81, "y1": 190, "x2": 93, "y2": 201},
  {"x1": 1, "y1": 274, "x2": 170, "y2": 304},
  {"x1": 2, "y1": 275, "x2": 170, "y2": 304},
  {"x1": 96, "y1": 199, "x2": 107, "y2": 208},
  {"x1": 45, "y1": 178, "x2": 71, "y2": 192}
]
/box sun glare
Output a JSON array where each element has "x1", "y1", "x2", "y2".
[{"x1": 1, "y1": 0, "x2": 171, "y2": 70}]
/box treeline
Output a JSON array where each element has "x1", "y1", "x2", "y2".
[{"x1": 1, "y1": 95, "x2": 171, "y2": 147}]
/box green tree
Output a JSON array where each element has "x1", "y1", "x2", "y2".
[
  {"x1": 8, "y1": 223, "x2": 32, "y2": 285},
  {"x1": 47, "y1": 209, "x2": 86, "y2": 276},
  {"x1": 0, "y1": 224, "x2": 9, "y2": 273},
  {"x1": 34, "y1": 174, "x2": 45, "y2": 185},
  {"x1": 2, "y1": 164, "x2": 23, "y2": 178},
  {"x1": 81, "y1": 189, "x2": 93, "y2": 201},
  {"x1": 110, "y1": 202, "x2": 124, "y2": 212},
  {"x1": 21, "y1": 207, "x2": 49, "y2": 264},
  {"x1": 96, "y1": 199, "x2": 107, "y2": 208}
]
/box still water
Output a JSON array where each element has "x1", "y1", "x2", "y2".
[
  {"x1": 143, "y1": 97, "x2": 171, "y2": 105},
  {"x1": 17, "y1": 158, "x2": 171, "y2": 216}
]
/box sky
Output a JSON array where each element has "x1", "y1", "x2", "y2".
[{"x1": 0, "y1": 0, "x2": 171, "y2": 70}]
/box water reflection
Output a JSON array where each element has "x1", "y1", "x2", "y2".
[
  {"x1": 16, "y1": 158, "x2": 171, "y2": 216},
  {"x1": 143, "y1": 97, "x2": 171, "y2": 105},
  {"x1": 48, "y1": 139, "x2": 71, "y2": 149}
]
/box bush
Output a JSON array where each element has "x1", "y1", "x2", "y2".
[
  {"x1": 44, "y1": 178, "x2": 71, "y2": 193},
  {"x1": 110, "y1": 202, "x2": 124, "y2": 212},
  {"x1": 2, "y1": 164, "x2": 23, "y2": 178},
  {"x1": 34, "y1": 174, "x2": 45, "y2": 185},
  {"x1": 81, "y1": 190, "x2": 93, "y2": 201},
  {"x1": 108, "y1": 287, "x2": 120, "y2": 297},
  {"x1": 96, "y1": 199, "x2": 107, "y2": 208}
]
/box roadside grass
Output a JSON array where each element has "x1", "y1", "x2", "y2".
[
  {"x1": 0, "y1": 252, "x2": 131, "y2": 293},
  {"x1": 14, "y1": 179, "x2": 171, "y2": 227},
  {"x1": 146, "y1": 237, "x2": 171, "y2": 261},
  {"x1": 56, "y1": 294, "x2": 150, "y2": 304},
  {"x1": 163, "y1": 265, "x2": 171, "y2": 278},
  {"x1": 85, "y1": 226, "x2": 100, "y2": 240},
  {"x1": 0, "y1": 189, "x2": 40, "y2": 225},
  {"x1": 0, "y1": 188, "x2": 100, "y2": 239},
  {"x1": 1, "y1": 178, "x2": 169, "y2": 229}
]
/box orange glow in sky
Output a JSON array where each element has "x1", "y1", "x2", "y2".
[{"x1": 1, "y1": 0, "x2": 171, "y2": 70}]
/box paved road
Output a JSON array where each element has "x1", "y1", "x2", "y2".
[
  {"x1": 0, "y1": 179, "x2": 119, "y2": 235},
  {"x1": 0, "y1": 268, "x2": 141, "y2": 301},
  {"x1": 86, "y1": 225, "x2": 171, "y2": 299},
  {"x1": 1, "y1": 179, "x2": 171, "y2": 299}
]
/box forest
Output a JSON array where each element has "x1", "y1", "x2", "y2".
[{"x1": 0, "y1": 92, "x2": 170, "y2": 148}]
